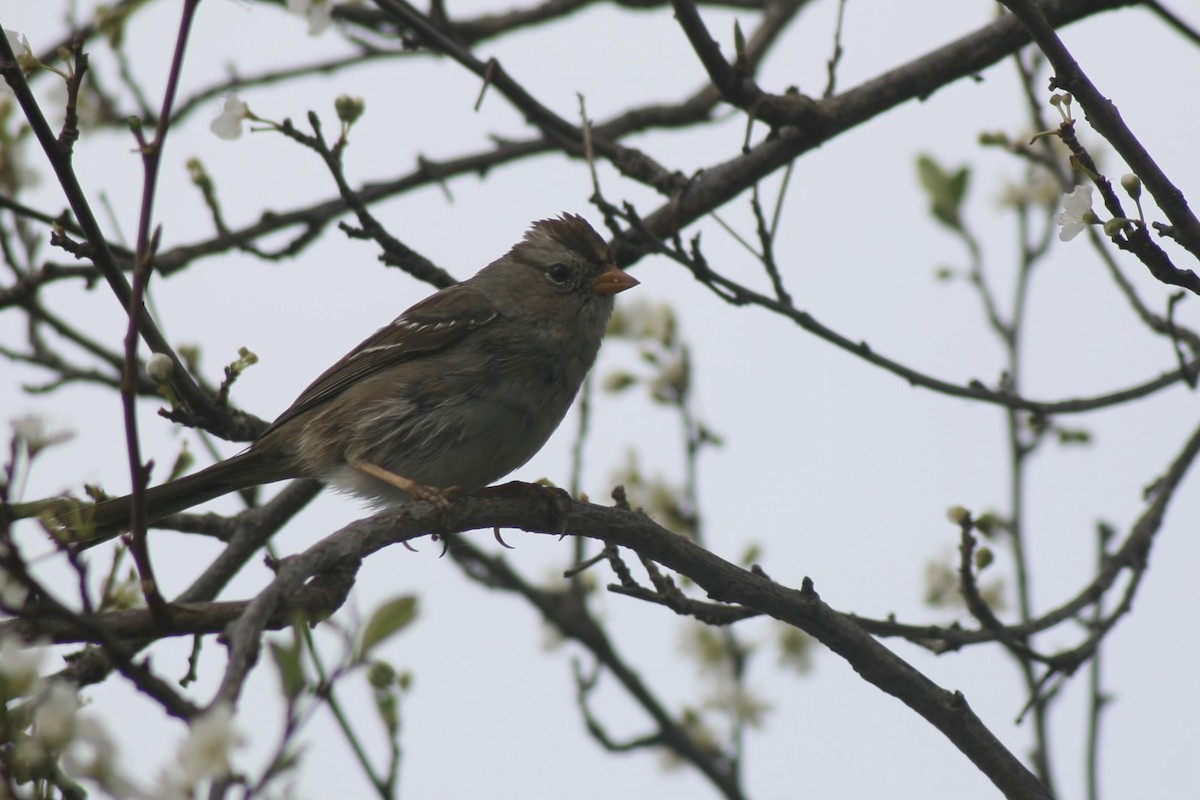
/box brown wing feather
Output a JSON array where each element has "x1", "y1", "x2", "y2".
[{"x1": 263, "y1": 283, "x2": 499, "y2": 435}]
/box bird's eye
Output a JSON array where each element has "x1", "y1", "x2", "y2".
[{"x1": 546, "y1": 263, "x2": 573, "y2": 286}]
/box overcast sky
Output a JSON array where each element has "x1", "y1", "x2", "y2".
[{"x1": 2, "y1": 1, "x2": 1198, "y2": 798}]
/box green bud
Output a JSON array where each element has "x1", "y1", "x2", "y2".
[
  {"x1": 974, "y1": 512, "x2": 1002, "y2": 537},
  {"x1": 1048, "y1": 92, "x2": 1073, "y2": 110},
  {"x1": 368, "y1": 660, "x2": 395, "y2": 689},
  {"x1": 945, "y1": 505, "x2": 970, "y2": 525},
  {"x1": 974, "y1": 546, "x2": 994, "y2": 571},
  {"x1": 1103, "y1": 218, "x2": 1133, "y2": 236},
  {"x1": 186, "y1": 157, "x2": 212, "y2": 190},
  {"x1": 334, "y1": 94, "x2": 365, "y2": 125}
]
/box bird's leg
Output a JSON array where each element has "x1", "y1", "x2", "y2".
[{"x1": 347, "y1": 458, "x2": 461, "y2": 515}]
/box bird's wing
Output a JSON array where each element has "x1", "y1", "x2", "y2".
[{"x1": 262, "y1": 283, "x2": 499, "y2": 434}]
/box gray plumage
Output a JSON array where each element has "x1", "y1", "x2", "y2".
[{"x1": 82, "y1": 214, "x2": 637, "y2": 540}]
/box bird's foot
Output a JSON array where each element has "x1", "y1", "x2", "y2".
[{"x1": 349, "y1": 458, "x2": 461, "y2": 520}]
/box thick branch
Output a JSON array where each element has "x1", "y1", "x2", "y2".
[{"x1": 210, "y1": 485, "x2": 1051, "y2": 800}]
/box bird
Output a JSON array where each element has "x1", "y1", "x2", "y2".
[{"x1": 72, "y1": 213, "x2": 638, "y2": 543}]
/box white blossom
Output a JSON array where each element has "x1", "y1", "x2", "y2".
[
  {"x1": 1054, "y1": 185, "x2": 1096, "y2": 242},
  {"x1": 608, "y1": 300, "x2": 675, "y2": 345},
  {"x1": 997, "y1": 172, "x2": 1059, "y2": 209},
  {"x1": 0, "y1": 635, "x2": 45, "y2": 698},
  {"x1": 286, "y1": 0, "x2": 334, "y2": 35},
  {"x1": 5, "y1": 29, "x2": 31, "y2": 56},
  {"x1": 65, "y1": 717, "x2": 145, "y2": 800},
  {"x1": 4, "y1": 29, "x2": 36, "y2": 74},
  {"x1": 210, "y1": 93, "x2": 249, "y2": 141},
  {"x1": 33, "y1": 680, "x2": 80, "y2": 751},
  {"x1": 11, "y1": 412, "x2": 75, "y2": 457},
  {"x1": 0, "y1": 560, "x2": 29, "y2": 609},
  {"x1": 165, "y1": 702, "x2": 244, "y2": 790}
]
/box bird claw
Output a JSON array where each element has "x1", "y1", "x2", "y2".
[
  {"x1": 409, "y1": 482, "x2": 461, "y2": 515},
  {"x1": 493, "y1": 526, "x2": 515, "y2": 549}
]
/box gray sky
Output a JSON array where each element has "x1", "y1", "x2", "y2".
[{"x1": 2, "y1": 1, "x2": 1198, "y2": 798}]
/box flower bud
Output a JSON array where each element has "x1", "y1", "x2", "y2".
[
  {"x1": 368, "y1": 660, "x2": 395, "y2": 689},
  {"x1": 974, "y1": 547, "x2": 994, "y2": 571},
  {"x1": 945, "y1": 506, "x2": 970, "y2": 525},
  {"x1": 335, "y1": 94, "x2": 365, "y2": 125},
  {"x1": 146, "y1": 353, "x2": 173, "y2": 384},
  {"x1": 1120, "y1": 173, "x2": 1142, "y2": 200},
  {"x1": 1102, "y1": 218, "x2": 1132, "y2": 237}
]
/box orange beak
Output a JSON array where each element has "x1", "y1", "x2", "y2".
[{"x1": 590, "y1": 265, "x2": 639, "y2": 296}]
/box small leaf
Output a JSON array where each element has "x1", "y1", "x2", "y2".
[
  {"x1": 697, "y1": 424, "x2": 724, "y2": 448},
  {"x1": 777, "y1": 626, "x2": 814, "y2": 675},
  {"x1": 167, "y1": 442, "x2": 194, "y2": 481},
  {"x1": 1056, "y1": 427, "x2": 1092, "y2": 446},
  {"x1": 916, "y1": 154, "x2": 971, "y2": 231},
  {"x1": 269, "y1": 639, "x2": 305, "y2": 700},
  {"x1": 603, "y1": 371, "x2": 638, "y2": 393},
  {"x1": 374, "y1": 686, "x2": 399, "y2": 735},
  {"x1": 358, "y1": 595, "x2": 419, "y2": 659}
]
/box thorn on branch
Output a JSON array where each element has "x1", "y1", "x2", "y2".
[{"x1": 473, "y1": 58, "x2": 496, "y2": 112}]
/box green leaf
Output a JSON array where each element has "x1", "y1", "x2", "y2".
[
  {"x1": 602, "y1": 370, "x2": 638, "y2": 393},
  {"x1": 374, "y1": 686, "x2": 399, "y2": 735},
  {"x1": 269, "y1": 638, "x2": 305, "y2": 700},
  {"x1": 916, "y1": 154, "x2": 971, "y2": 231},
  {"x1": 358, "y1": 595, "x2": 419, "y2": 660},
  {"x1": 739, "y1": 542, "x2": 762, "y2": 566},
  {"x1": 1056, "y1": 427, "x2": 1093, "y2": 446},
  {"x1": 777, "y1": 626, "x2": 814, "y2": 675}
]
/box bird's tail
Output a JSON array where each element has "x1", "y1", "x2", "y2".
[{"x1": 6, "y1": 450, "x2": 288, "y2": 548}]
